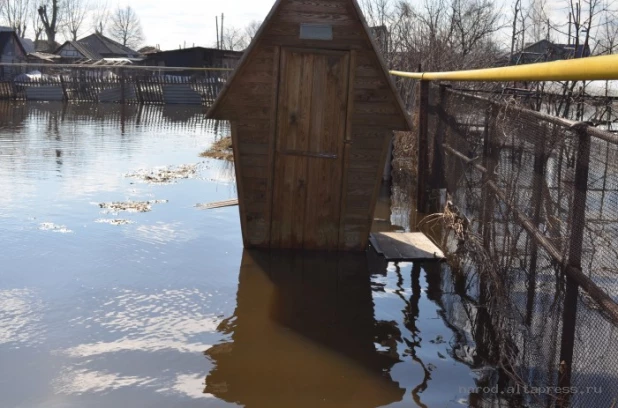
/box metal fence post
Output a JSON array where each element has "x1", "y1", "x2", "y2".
[
  {"x1": 429, "y1": 85, "x2": 447, "y2": 199},
  {"x1": 416, "y1": 80, "x2": 429, "y2": 213},
  {"x1": 558, "y1": 127, "x2": 591, "y2": 407},
  {"x1": 526, "y1": 126, "x2": 548, "y2": 326},
  {"x1": 481, "y1": 105, "x2": 497, "y2": 249}
]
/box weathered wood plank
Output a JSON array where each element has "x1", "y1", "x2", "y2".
[
  {"x1": 274, "y1": 11, "x2": 356, "y2": 25},
  {"x1": 238, "y1": 154, "x2": 269, "y2": 168},
  {"x1": 230, "y1": 123, "x2": 249, "y2": 247},
  {"x1": 369, "y1": 232, "x2": 445, "y2": 260},
  {"x1": 282, "y1": 0, "x2": 351, "y2": 14},
  {"x1": 338, "y1": 49, "x2": 356, "y2": 249},
  {"x1": 353, "y1": 76, "x2": 390, "y2": 90},
  {"x1": 353, "y1": 89, "x2": 396, "y2": 103},
  {"x1": 236, "y1": 120, "x2": 271, "y2": 133},
  {"x1": 364, "y1": 132, "x2": 393, "y2": 248},
  {"x1": 271, "y1": 47, "x2": 306, "y2": 248},
  {"x1": 238, "y1": 142, "x2": 269, "y2": 155},
  {"x1": 223, "y1": 90, "x2": 272, "y2": 107},
  {"x1": 237, "y1": 130, "x2": 270, "y2": 144},
  {"x1": 240, "y1": 165, "x2": 269, "y2": 179},
  {"x1": 214, "y1": 105, "x2": 270, "y2": 120},
  {"x1": 260, "y1": 36, "x2": 368, "y2": 50},
  {"x1": 265, "y1": 45, "x2": 281, "y2": 248},
  {"x1": 304, "y1": 51, "x2": 348, "y2": 249},
  {"x1": 266, "y1": 22, "x2": 365, "y2": 38},
  {"x1": 195, "y1": 199, "x2": 238, "y2": 209},
  {"x1": 352, "y1": 113, "x2": 409, "y2": 129}
]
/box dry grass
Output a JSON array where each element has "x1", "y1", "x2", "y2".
[{"x1": 200, "y1": 136, "x2": 234, "y2": 161}]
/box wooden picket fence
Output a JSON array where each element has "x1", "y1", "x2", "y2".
[{"x1": 0, "y1": 72, "x2": 228, "y2": 105}]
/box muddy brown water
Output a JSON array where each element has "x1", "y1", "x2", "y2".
[{"x1": 1, "y1": 102, "x2": 496, "y2": 407}]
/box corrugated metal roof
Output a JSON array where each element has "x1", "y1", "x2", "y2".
[
  {"x1": 55, "y1": 40, "x2": 102, "y2": 60},
  {"x1": 77, "y1": 33, "x2": 140, "y2": 58}
]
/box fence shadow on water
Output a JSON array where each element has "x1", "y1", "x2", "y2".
[{"x1": 395, "y1": 84, "x2": 618, "y2": 407}]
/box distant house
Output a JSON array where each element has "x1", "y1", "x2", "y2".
[
  {"x1": 498, "y1": 39, "x2": 591, "y2": 66},
  {"x1": 140, "y1": 47, "x2": 243, "y2": 70},
  {"x1": 19, "y1": 38, "x2": 35, "y2": 54},
  {"x1": 138, "y1": 45, "x2": 160, "y2": 55},
  {"x1": 27, "y1": 52, "x2": 61, "y2": 64},
  {"x1": 55, "y1": 40, "x2": 102, "y2": 61},
  {"x1": 35, "y1": 39, "x2": 61, "y2": 53},
  {"x1": 0, "y1": 29, "x2": 27, "y2": 78},
  {"x1": 55, "y1": 33, "x2": 142, "y2": 62}
]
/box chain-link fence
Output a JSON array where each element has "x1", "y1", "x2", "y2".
[{"x1": 397, "y1": 83, "x2": 618, "y2": 407}]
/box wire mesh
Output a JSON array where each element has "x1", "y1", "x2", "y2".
[{"x1": 397, "y1": 83, "x2": 618, "y2": 407}]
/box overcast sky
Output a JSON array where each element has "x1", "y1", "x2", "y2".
[
  {"x1": 128, "y1": 0, "x2": 574, "y2": 51},
  {"x1": 127, "y1": 0, "x2": 275, "y2": 50}
]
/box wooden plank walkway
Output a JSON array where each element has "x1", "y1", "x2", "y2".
[
  {"x1": 369, "y1": 232, "x2": 445, "y2": 261},
  {"x1": 195, "y1": 199, "x2": 238, "y2": 210}
]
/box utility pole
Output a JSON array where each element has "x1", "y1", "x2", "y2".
[
  {"x1": 216, "y1": 16, "x2": 220, "y2": 49},
  {"x1": 221, "y1": 13, "x2": 224, "y2": 50}
]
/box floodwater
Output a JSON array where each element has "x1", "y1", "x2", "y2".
[{"x1": 1, "y1": 102, "x2": 485, "y2": 408}]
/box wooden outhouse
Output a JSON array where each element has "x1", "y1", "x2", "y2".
[{"x1": 207, "y1": 0, "x2": 412, "y2": 251}]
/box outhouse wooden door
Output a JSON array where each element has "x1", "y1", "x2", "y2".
[{"x1": 271, "y1": 48, "x2": 351, "y2": 250}]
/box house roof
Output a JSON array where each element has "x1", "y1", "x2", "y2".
[
  {"x1": 0, "y1": 30, "x2": 27, "y2": 57},
  {"x1": 520, "y1": 39, "x2": 590, "y2": 58},
  {"x1": 27, "y1": 52, "x2": 61, "y2": 63},
  {"x1": 55, "y1": 40, "x2": 102, "y2": 60},
  {"x1": 146, "y1": 46, "x2": 243, "y2": 56},
  {"x1": 207, "y1": 0, "x2": 412, "y2": 130},
  {"x1": 19, "y1": 38, "x2": 35, "y2": 54},
  {"x1": 77, "y1": 33, "x2": 140, "y2": 58},
  {"x1": 54, "y1": 33, "x2": 142, "y2": 61},
  {"x1": 497, "y1": 39, "x2": 592, "y2": 66},
  {"x1": 555, "y1": 43, "x2": 590, "y2": 58}
]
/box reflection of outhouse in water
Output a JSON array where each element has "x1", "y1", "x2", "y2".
[
  {"x1": 206, "y1": 0, "x2": 412, "y2": 250},
  {"x1": 204, "y1": 250, "x2": 404, "y2": 407}
]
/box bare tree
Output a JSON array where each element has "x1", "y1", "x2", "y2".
[
  {"x1": 449, "y1": 0, "x2": 503, "y2": 59},
  {"x1": 0, "y1": 0, "x2": 30, "y2": 37},
  {"x1": 64, "y1": 0, "x2": 88, "y2": 41},
  {"x1": 596, "y1": 10, "x2": 618, "y2": 55},
  {"x1": 526, "y1": 0, "x2": 549, "y2": 43},
  {"x1": 219, "y1": 26, "x2": 249, "y2": 50},
  {"x1": 361, "y1": 0, "x2": 393, "y2": 27},
  {"x1": 91, "y1": 0, "x2": 109, "y2": 35},
  {"x1": 555, "y1": 0, "x2": 607, "y2": 118},
  {"x1": 38, "y1": 0, "x2": 62, "y2": 49},
  {"x1": 509, "y1": 0, "x2": 523, "y2": 62},
  {"x1": 244, "y1": 20, "x2": 262, "y2": 43},
  {"x1": 109, "y1": 5, "x2": 144, "y2": 48},
  {"x1": 29, "y1": 1, "x2": 44, "y2": 41}
]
